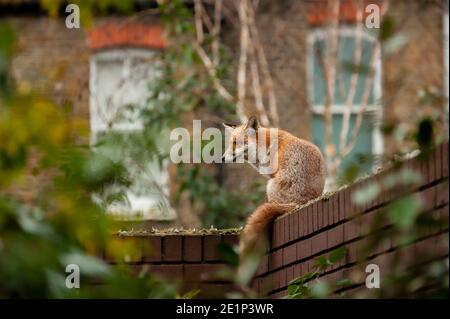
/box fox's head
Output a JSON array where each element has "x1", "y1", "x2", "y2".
[{"x1": 222, "y1": 116, "x2": 260, "y2": 163}]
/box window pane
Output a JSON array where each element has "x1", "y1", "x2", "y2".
[
  {"x1": 90, "y1": 50, "x2": 173, "y2": 221},
  {"x1": 92, "y1": 130, "x2": 175, "y2": 221},
  {"x1": 92, "y1": 52, "x2": 157, "y2": 131},
  {"x1": 311, "y1": 35, "x2": 375, "y2": 107},
  {"x1": 311, "y1": 113, "x2": 374, "y2": 174}
]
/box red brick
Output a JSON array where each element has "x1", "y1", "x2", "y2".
[
  {"x1": 420, "y1": 185, "x2": 436, "y2": 211},
  {"x1": 272, "y1": 220, "x2": 280, "y2": 248},
  {"x1": 302, "y1": 206, "x2": 309, "y2": 236},
  {"x1": 328, "y1": 224, "x2": 344, "y2": 249},
  {"x1": 163, "y1": 236, "x2": 182, "y2": 262},
  {"x1": 184, "y1": 264, "x2": 222, "y2": 282},
  {"x1": 286, "y1": 265, "x2": 295, "y2": 284},
  {"x1": 257, "y1": 255, "x2": 269, "y2": 276},
  {"x1": 420, "y1": 157, "x2": 430, "y2": 185},
  {"x1": 285, "y1": 215, "x2": 290, "y2": 243},
  {"x1": 345, "y1": 241, "x2": 358, "y2": 264},
  {"x1": 183, "y1": 235, "x2": 202, "y2": 262},
  {"x1": 435, "y1": 144, "x2": 443, "y2": 179},
  {"x1": 443, "y1": 143, "x2": 449, "y2": 177},
  {"x1": 297, "y1": 210, "x2": 303, "y2": 239},
  {"x1": 339, "y1": 190, "x2": 346, "y2": 221},
  {"x1": 333, "y1": 194, "x2": 340, "y2": 223},
  {"x1": 318, "y1": 200, "x2": 325, "y2": 229},
  {"x1": 279, "y1": 269, "x2": 287, "y2": 288},
  {"x1": 203, "y1": 235, "x2": 221, "y2": 261},
  {"x1": 436, "y1": 181, "x2": 449, "y2": 207},
  {"x1": 315, "y1": 201, "x2": 323, "y2": 228},
  {"x1": 359, "y1": 211, "x2": 376, "y2": 235},
  {"x1": 344, "y1": 220, "x2": 360, "y2": 242},
  {"x1": 294, "y1": 263, "x2": 302, "y2": 278},
  {"x1": 434, "y1": 232, "x2": 449, "y2": 257},
  {"x1": 308, "y1": 206, "x2": 317, "y2": 234},
  {"x1": 440, "y1": 204, "x2": 449, "y2": 230},
  {"x1": 293, "y1": 211, "x2": 299, "y2": 239},
  {"x1": 270, "y1": 249, "x2": 284, "y2": 270},
  {"x1": 290, "y1": 213, "x2": 296, "y2": 242},
  {"x1": 311, "y1": 232, "x2": 327, "y2": 255},
  {"x1": 260, "y1": 275, "x2": 273, "y2": 295},
  {"x1": 269, "y1": 290, "x2": 286, "y2": 299},
  {"x1": 322, "y1": 200, "x2": 328, "y2": 228},
  {"x1": 150, "y1": 264, "x2": 183, "y2": 279},
  {"x1": 296, "y1": 239, "x2": 312, "y2": 260},
  {"x1": 272, "y1": 271, "x2": 280, "y2": 290},
  {"x1": 222, "y1": 234, "x2": 239, "y2": 247},
  {"x1": 88, "y1": 23, "x2": 166, "y2": 51},
  {"x1": 277, "y1": 218, "x2": 285, "y2": 247},
  {"x1": 277, "y1": 218, "x2": 284, "y2": 246},
  {"x1": 142, "y1": 236, "x2": 162, "y2": 262},
  {"x1": 301, "y1": 260, "x2": 309, "y2": 274},
  {"x1": 283, "y1": 243, "x2": 297, "y2": 266},
  {"x1": 312, "y1": 201, "x2": 319, "y2": 228},
  {"x1": 344, "y1": 188, "x2": 352, "y2": 219},
  {"x1": 429, "y1": 148, "x2": 436, "y2": 182}
]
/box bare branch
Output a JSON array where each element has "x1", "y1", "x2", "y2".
[
  {"x1": 247, "y1": 2, "x2": 279, "y2": 125},
  {"x1": 236, "y1": 0, "x2": 250, "y2": 123},
  {"x1": 340, "y1": 0, "x2": 390, "y2": 158},
  {"x1": 193, "y1": 42, "x2": 235, "y2": 103},
  {"x1": 194, "y1": 0, "x2": 205, "y2": 43},
  {"x1": 322, "y1": 0, "x2": 341, "y2": 180},
  {"x1": 212, "y1": 0, "x2": 222, "y2": 66},
  {"x1": 341, "y1": 40, "x2": 380, "y2": 157},
  {"x1": 249, "y1": 40, "x2": 270, "y2": 126},
  {"x1": 339, "y1": 0, "x2": 364, "y2": 154}
]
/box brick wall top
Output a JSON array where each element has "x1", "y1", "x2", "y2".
[{"x1": 87, "y1": 22, "x2": 166, "y2": 51}]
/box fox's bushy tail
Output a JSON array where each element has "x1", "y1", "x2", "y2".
[{"x1": 239, "y1": 202, "x2": 297, "y2": 257}]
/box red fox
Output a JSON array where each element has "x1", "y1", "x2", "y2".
[{"x1": 223, "y1": 116, "x2": 325, "y2": 263}]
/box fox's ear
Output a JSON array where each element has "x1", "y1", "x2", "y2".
[
  {"x1": 246, "y1": 116, "x2": 259, "y2": 130},
  {"x1": 222, "y1": 122, "x2": 237, "y2": 129}
]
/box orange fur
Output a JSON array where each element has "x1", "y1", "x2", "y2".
[{"x1": 239, "y1": 202, "x2": 297, "y2": 257}]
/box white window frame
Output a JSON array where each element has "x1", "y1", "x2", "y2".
[
  {"x1": 89, "y1": 48, "x2": 175, "y2": 221},
  {"x1": 307, "y1": 27, "x2": 384, "y2": 161}
]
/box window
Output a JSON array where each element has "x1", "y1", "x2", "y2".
[
  {"x1": 89, "y1": 49, "x2": 175, "y2": 221},
  {"x1": 308, "y1": 27, "x2": 383, "y2": 175}
]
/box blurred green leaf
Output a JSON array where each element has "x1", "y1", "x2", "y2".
[
  {"x1": 329, "y1": 247, "x2": 347, "y2": 264},
  {"x1": 217, "y1": 242, "x2": 239, "y2": 268},
  {"x1": 60, "y1": 252, "x2": 112, "y2": 278},
  {"x1": 353, "y1": 183, "x2": 380, "y2": 205},
  {"x1": 388, "y1": 196, "x2": 422, "y2": 229}
]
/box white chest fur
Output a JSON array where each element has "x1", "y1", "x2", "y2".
[{"x1": 266, "y1": 178, "x2": 276, "y2": 201}]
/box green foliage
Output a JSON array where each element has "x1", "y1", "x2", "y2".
[
  {"x1": 40, "y1": 0, "x2": 134, "y2": 26},
  {"x1": 0, "y1": 23, "x2": 179, "y2": 298},
  {"x1": 351, "y1": 165, "x2": 448, "y2": 298},
  {"x1": 286, "y1": 247, "x2": 348, "y2": 299},
  {"x1": 176, "y1": 165, "x2": 265, "y2": 227}
]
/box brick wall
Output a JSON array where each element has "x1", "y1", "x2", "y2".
[
  {"x1": 256, "y1": 142, "x2": 449, "y2": 298},
  {"x1": 110, "y1": 142, "x2": 448, "y2": 298},
  {"x1": 105, "y1": 232, "x2": 240, "y2": 298}
]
